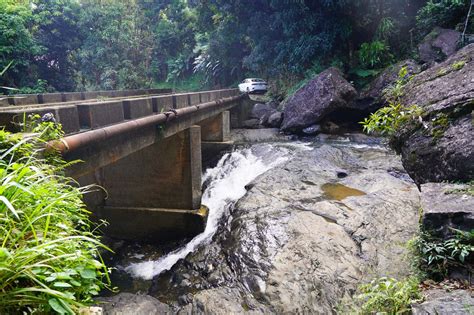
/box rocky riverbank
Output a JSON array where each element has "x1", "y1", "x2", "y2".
[{"x1": 99, "y1": 133, "x2": 425, "y2": 313}]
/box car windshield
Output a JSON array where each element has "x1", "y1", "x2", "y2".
[{"x1": 251, "y1": 79, "x2": 265, "y2": 82}]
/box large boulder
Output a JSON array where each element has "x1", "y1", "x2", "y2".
[
  {"x1": 421, "y1": 183, "x2": 474, "y2": 239},
  {"x1": 419, "y1": 27, "x2": 461, "y2": 64},
  {"x1": 266, "y1": 111, "x2": 283, "y2": 128},
  {"x1": 280, "y1": 67, "x2": 357, "y2": 132},
  {"x1": 358, "y1": 59, "x2": 421, "y2": 111},
  {"x1": 250, "y1": 102, "x2": 277, "y2": 120},
  {"x1": 412, "y1": 289, "x2": 474, "y2": 315},
  {"x1": 394, "y1": 43, "x2": 474, "y2": 184}
]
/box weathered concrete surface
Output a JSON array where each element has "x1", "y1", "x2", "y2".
[
  {"x1": 65, "y1": 95, "x2": 242, "y2": 178},
  {"x1": 102, "y1": 126, "x2": 202, "y2": 210},
  {"x1": 123, "y1": 97, "x2": 153, "y2": 119},
  {"x1": 412, "y1": 289, "x2": 474, "y2": 315},
  {"x1": 97, "y1": 207, "x2": 207, "y2": 242},
  {"x1": 174, "y1": 94, "x2": 190, "y2": 109},
  {"x1": 152, "y1": 95, "x2": 173, "y2": 113},
  {"x1": 77, "y1": 101, "x2": 125, "y2": 129},
  {"x1": 199, "y1": 111, "x2": 230, "y2": 142},
  {"x1": 7, "y1": 94, "x2": 39, "y2": 105},
  {"x1": 38, "y1": 93, "x2": 63, "y2": 104},
  {"x1": 421, "y1": 183, "x2": 474, "y2": 238},
  {"x1": 0, "y1": 104, "x2": 80, "y2": 134}
]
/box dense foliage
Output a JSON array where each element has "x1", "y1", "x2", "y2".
[
  {"x1": 0, "y1": 122, "x2": 111, "y2": 314},
  {"x1": 0, "y1": 0, "x2": 472, "y2": 95},
  {"x1": 411, "y1": 229, "x2": 474, "y2": 280}
]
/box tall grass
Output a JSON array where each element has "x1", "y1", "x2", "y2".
[{"x1": 0, "y1": 123, "x2": 111, "y2": 314}]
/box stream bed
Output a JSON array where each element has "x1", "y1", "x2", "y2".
[{"x1": 101, "y1": 134, "x2": 421, "y2": 313}]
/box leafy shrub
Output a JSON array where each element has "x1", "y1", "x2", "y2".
[
  {"x1": 355, "y1": 277, "x2": 421, "y2": 314},
  {"x1": 410, "y1": 229, "x2": 474, "y2": 280},
  {"x1": 0, "y1": 123, "x2": 111, "y2": 314},
  {"x1": 376, "y1": 17, "x2": 397, "y2": 41},
  {"x1": 361, "y1": 66, "x2": 422, "y2": 137},
  {"x1": 416, "y1": 0, "x2": 470, "y2": 35},
  {"x1": 358, "y1": 41, "x2": 394, "y2": 69},
  {"x1": 360, "y1": 103, "x2": 423, "y2": 136}
]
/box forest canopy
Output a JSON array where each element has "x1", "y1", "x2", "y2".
[{"x1": 0, "y1": 0, "x2": 472, "y2": 94}]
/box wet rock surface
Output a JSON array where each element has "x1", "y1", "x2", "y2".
[
  {"x1": 116, "y1": 139, "x2": 421, "y2": 313},
  {"x1": 412, "y1": 289, "x2": 474, "y2": 315},
  {"x1": 281, "y1": 67, "x2": 358, "y2": 132},
  {"x1": 98, "y1": 292, "x2": 172, "y2": 315},
  {"x1": 396, "y1": 43, "x2": 474, "y2": 184}
]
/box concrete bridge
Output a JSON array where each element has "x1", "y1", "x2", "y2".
[{"x1": 0, "y1": 88, "x2": 252, "y2": 241}]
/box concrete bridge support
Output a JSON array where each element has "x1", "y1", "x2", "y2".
[
  {"x1": 88, "y1": 126, "x2": 206, "y2": 241},
  {"x1": 200, "y1": 111, "x2": 230, "y2": 142}
]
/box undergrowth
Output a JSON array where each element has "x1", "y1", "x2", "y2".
[
  {"x1": 409, "y1": 229, "x2": 474, "y2": 281},
  {"x1": 0, "y1": 117, "x2": 111, "y2": 314},
  {"x1": 355, "y1": 277, "x2": 421, "y2": 314},
  {"x1": 153, "y1": 73, "x2": 211, "y2": 92}
]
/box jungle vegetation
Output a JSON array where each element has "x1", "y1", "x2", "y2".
[{"x1": 1, "y1": 0, "x2": 472, "y2": 95}]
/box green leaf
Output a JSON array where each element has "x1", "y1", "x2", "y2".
[
  {"x1": 80, "y1": 268, "x2": 97, "y2": 279},
  {"x1": 0, "y1": 248, "x2": 11, "y2": 260},
  {"x1": 48, "y1": 298, "x2": 67, "y2": 314},
  {"x1": 53, "y1": 282, "x2": 72, "y2": 288}
]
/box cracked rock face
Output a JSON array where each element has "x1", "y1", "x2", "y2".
[
  {"x1": 280, "y1": 67, "x2": 358, "y2": 132},
  {"x1": 147, "y1": 140, "x2": 420, "y2": 313},
  {"x1": 395, "y1": 43, "x2": 474, "y2": 184}
]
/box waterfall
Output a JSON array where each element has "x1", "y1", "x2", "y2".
[{"x1": 124, "y1": 144, "x2": 290, "y2": 280}]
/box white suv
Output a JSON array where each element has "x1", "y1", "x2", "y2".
[{"x1": 238, "y1": 78, "x2": 268, "y2": 94}]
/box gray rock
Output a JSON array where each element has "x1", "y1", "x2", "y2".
[
  {"x1": 421, "y1": 183, "x2": 474, "y2": 238},
  {"x1": 419, "y1": 27, "x2": 461, "y2": 64},
  {"x1": 267, "y1": 111, "x2": 283, "y2": 128},
  {"x1": 412, "y1": 289, "x2": 474, "y2": 315},
  {"x1": 302, "y1": 124, "x2": 321, "y2": 135},
  {"x1": 171, "y1": 142, "x2": 420, "y2": 313},
  {"x1": 241, "y1": 118, "x2": 261, "y2": 129},
  {"x1": 358, "y1": 59, "x2": 421, "y2": 111},
  {"x1": 98, "y1": 293, "x2": 172, "y2": 315},
  {"x1": 281, "y1": 67, "x2": 357, "y2": 132},
  {"x1": 395, "y1": 43, "x2": 474, "y2": 184},
  {"x1": 250, "y1": 102, "x2": 277, "y2": 120},
  {"x1": 320, "y1": 120, "x2": 340, "y2": 133}
]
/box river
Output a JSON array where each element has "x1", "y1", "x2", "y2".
[{"x1": 102, "y1": 133, "x2": 420, "y2": 313}]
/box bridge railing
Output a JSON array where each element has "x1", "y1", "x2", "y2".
[
  {"x1": 0, "y1": 88, "x2": 240, "y2": 134},
  {"x1": 0, "y1": 88, "x2": 173, "y2": 107}
]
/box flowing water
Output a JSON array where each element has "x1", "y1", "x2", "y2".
[
  {"x1": 123, "y1": 143, "x2": 293, "y2": 280},
  {"x1": 101, "y1": 135, "x2": 423, "y2": 312}
]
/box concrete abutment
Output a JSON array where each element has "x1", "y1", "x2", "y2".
[{"x1": 79, "y1": 126, "x2": 206, "y2": 242}]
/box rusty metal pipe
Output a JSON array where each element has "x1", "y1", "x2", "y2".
[{"x1": 46, "y1": 95, "x2": 244, "y2": 154}]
